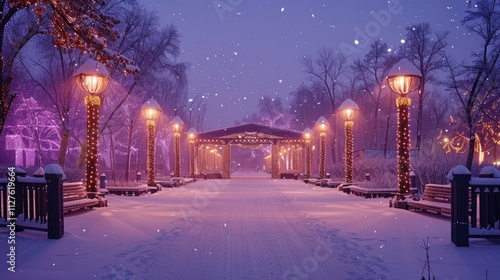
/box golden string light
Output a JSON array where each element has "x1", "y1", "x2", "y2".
[
  {"x1": 319, "y1": 132, "x2": 326, "y2": 179},
  {"x1": 396, "y1": 97, "x2": 411, "y2": 193},
  {"x1": 146, "y1": 121, "x2": 156, "y2": 185},
  {"x1": 173, "y1": 132, "x2": 181, "y2": 177},
  {"x1": 84, "y1": 95, "x2": 100, "y2": 193},
  {"x1": 169, "y1": 116, "x2": 184, "y2": 177},
  {"x1": 344, "y1": 120, "x2": 354, "y2": 183}
]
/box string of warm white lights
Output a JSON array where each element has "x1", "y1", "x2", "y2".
[
  {"x1": 344, "y1": 120, "x2": 354, "y2": 183},
  {"x1": 173, "y1": 132, "x2": 181, "y2": 177},
  {"x1": 396, "y1": 97, "x2": 411, "y2": 193},
  {"x1": 84, "y1": 96, "x2": 100, "y2": 193},
  {"x1": 305, "y1": 140, "x2": 312, "y2": 177},
  {"x1": 189, "y1": 140, "x2": 196, "y2": 176},
  {"x1": 146, "y1": 120, "x2": 156, "y2": 185},
  {"x1": 319, "y1": 132, "x2": 326, "y2": 179}
]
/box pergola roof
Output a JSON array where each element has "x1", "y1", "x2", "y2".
[{"x1": 195, "y1": 123, "x2": 304, "y2": 142}]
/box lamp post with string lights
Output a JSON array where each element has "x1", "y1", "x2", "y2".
[
  {"x1": 386, "y1": 58, "x2": 422, "y2": 201},
  {"x1": 169, "y1": 115, "x2": 184, "y2": 177},
  {"x1": 75, "y1": 59, "x2": 109, "y2": 194},
  {"x1": 315, "y1": 116, "x2": 329, "y2": 179},
  {"x1": 141, "y1": 98, "x2": 162, "y2": 187},
  {"x1": 339, "y1": 98, "x2": 359, "y2": 184}
]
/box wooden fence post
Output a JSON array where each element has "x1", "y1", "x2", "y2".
[
  {"x1": 449, "y1": 166, "x2": 471, "y2": 247},
  {"x1": 45, "y1": 164, "x2": 64, "y2": 239}
]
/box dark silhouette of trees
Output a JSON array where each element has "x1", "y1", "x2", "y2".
[
  {"x1": 403, "y1": 22, "x2": 449, "y2": 156},
  {"x1": 303, "y1": 48, "x2": 349, "y2": 164},
  {"x1": 444, "y1": 0, "x2": 500, "y2": 169}
]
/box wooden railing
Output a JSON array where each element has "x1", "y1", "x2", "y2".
[
  {"x1": 469, "y1": 177, "x2": 500, "y2": 235},
  {"x1": 449, "y1": 166, "x2": 500, "y2": 247},
  {"x1": 0, "y1": 166, "x2": 64, "y2": 239}
]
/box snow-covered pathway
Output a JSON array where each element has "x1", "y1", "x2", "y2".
[{"x1": 1, "y1": 178, "x2": 499, "y2": 280}]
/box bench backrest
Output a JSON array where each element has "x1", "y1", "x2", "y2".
[
  {"x1": 423, "y1": 184, "x2": 451, "y2": 203},
  {"x1": 62, "y1": 182, "x2": 87, "y2": 202}
]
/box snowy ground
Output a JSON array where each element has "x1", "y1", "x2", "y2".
[{"x1": 1, "y1": 175, "x2": 499, "y2": 280}]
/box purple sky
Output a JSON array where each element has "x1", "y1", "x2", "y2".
[{"x1": 138, "y1": 0, "x2": 473, "y2": 130}]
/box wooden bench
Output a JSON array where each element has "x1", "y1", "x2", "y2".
[
  {"x1": 304, "y1": 178, "x2": 319, "y2": 185},
  {"x1": 407, "y1": 184, "x2": 451, "y2": 215},
  {"x1": 348, "y1": 185, "x2": 418, "y2": 199},
  {"x1": 63, "y1": 182, "x2": 106, "y2": 213},
  {"x1": 106, "y1": 185, "x2": 148, "y2": 196}
]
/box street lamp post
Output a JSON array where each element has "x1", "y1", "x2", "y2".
[
  {"x1": 387, "y1": 58, "x2": 421, "y2": 198},
  {"x1": 315, "y1": 116, "x2": 330, "y2": 179},
  {"x1": 187, "y1": 127, "x2": 197, "y2": 177},
  {"x1": 339, "y1": 98, "x2": 359, "y2": 184},
  {"x1": 303, "y1": 127, "x2": 313, "y2": 178},
  {"x1": 75, "y1": 59, "x2": 109, "y2": 194},
  {"x1": 141, "y1": 98, "x2": 161, "y2": 186},
  {"x1": 169, "y1": 115, "x2": 184, "y2": 177}
]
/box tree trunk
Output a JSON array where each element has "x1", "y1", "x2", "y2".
[
  {"x1": 383, "y1": 92, "x2": 394, "y2": 157},
  {"x1": 0, "y1": 80, "x2": 14, "y2": 137},
  {"x1": 466, "y1": 117, "x2": 475, "y2": 170},
  {"x1": 57, "y1": 129, "x2": 70, "y2": 167},
  {"x1": 109, "y1": 131, "x2": 116, "y2": 181},
  {"x1": 373, "y1": 106, "x2": 379, "y2": 148},
  {"x1": 124, "y1": 120, "x2": 134, "y2": 182},
  {"x1": 415, "y1": 81, "x2": 425, "y2": 157}
]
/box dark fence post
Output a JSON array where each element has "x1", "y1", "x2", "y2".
[
  {"x1": 449, "y1": 166, "x2": 471, "y2": 247},
  {"x1": 100, "y1": 173, "x2": 106, "y2": 189},
  {"x1": 44, "y1": 164, "x2": 64, "y2": 239}
]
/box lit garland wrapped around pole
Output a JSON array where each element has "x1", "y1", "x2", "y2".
[
  {"x1": 75, "y1": 60, "x2": 109, "y2": 194},
  {"x1": 222, "y1": 143, "x2": 230, "y2": 179},
  {"x1": 387, "y1": 58, "x2": 421, "y2": 198},
  {"x1": 141, "y1": 98, "x2": 162, "y2": 186},
  {"x1": 315, "y1": 116, "x2": 330, "y2": 179},
  {"x1": 339, "y1": 98, "x2": 359, "y2": 184},
  {"x1": 169, "y1": 115, "x2": 184, "y2": 177},
  {"x1": 396, "y1": 97, "x2": 411, "y2": 192},
  {"x1": 187, "y1": 128, "x2": 198, "y2": 177},
  {"x1": 303, "y1": 127, "x2": 313, "y2": 178}
]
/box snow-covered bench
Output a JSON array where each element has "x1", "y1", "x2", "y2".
[
  {"x1": 407, "y1": 184, "x2": 451, "y2": 215},
  {"x1": 347, "y1": 185, "x2": 417, "y2": 199},
  {"x1": 106, "y1": 185, "x2": 148, "y2": 196},
  {"x1": 63, "y1": 182, "x2": 106, "y2": 213}
]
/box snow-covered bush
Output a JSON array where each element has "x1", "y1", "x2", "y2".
[
  {"x1": 329, "y1": 152, "x2": 471, "y2": 190},
  {"x1": 410, "y1": 151, "x2": 466, "y2": 188}
]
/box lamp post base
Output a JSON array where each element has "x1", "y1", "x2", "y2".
[{"x1": 389, "y1": 193, "x2": 413, "y2": 209}]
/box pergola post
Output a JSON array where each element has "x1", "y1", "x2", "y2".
[
  {"x1": 271, "y1": 142, "x2": 280, "y2": 179},
  {"x1": 293, "y1": 146, "x2": 300, "y2": 172},
  {"x1": 222, "y1": 143, "x2": 230, "y2": 178}
]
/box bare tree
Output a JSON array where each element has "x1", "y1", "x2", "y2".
[
  {"x1": 288, "y1": 82, "x2": 330, "y2": 130},
  {"x1": 352, "y1": 39, "x2": 399, "y2": 152},
  {"x1": 99, "y1": 3, "x2": 188, "y2": 135},
  {"x1": 303, "y1": 48, "x2": 349, "y2": 163},
  {"x1": 444, "y1": 0, "x2": 500, "y2": 169},
  {"x1": 403, "y1": 22, "x2": 449, "y2": 156},
  {"x1": 0, "y1": 0, "x2": 135, "y2": 137},
  {"x1": 257, "y1": 96, "x2": 288, "y2": 127},
  {"x1": 426, "y1": 92, "x2": 450, "y2": 153},
  {"x1": 19, "y1": 41, "x2": 85, "y2": 167}
]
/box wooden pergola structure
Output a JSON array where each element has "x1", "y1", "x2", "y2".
[{"x1": 190, "y1": 123, "x2": 312, "y2": 179}]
